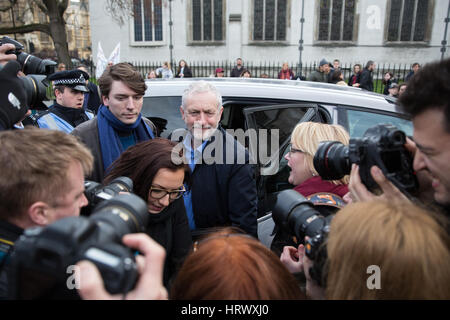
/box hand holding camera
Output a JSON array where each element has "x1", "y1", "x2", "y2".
[
  {"x1": 0, "y1": 42, "x2": 18, "y2": 66},
  {"x1": 76, "y1": 233, "x2": 168, "y2": 300}
]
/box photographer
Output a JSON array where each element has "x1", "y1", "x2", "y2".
[
  {"x1": 326, "y1": 201, "x2": 450, "y2": 299},
  {"x1": 0, "y1": 127, "x2": 93, "y2": 298},
  {"x1": 348, "y1": 58, "x2": 450, "y2": 218}
]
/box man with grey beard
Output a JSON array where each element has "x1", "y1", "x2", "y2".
[{"x1": 171, "y1": 81, "x2": 257, "y2": 239}]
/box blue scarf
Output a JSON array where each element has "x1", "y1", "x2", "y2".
[{"x1": 97, "y1": 105, "x2": 154, "y2": 174}]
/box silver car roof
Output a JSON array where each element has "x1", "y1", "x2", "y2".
[{"x1": 144, "y1": 77, "x2": 406, "y2": 115}]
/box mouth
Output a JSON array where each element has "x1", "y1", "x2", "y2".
[{"x1": 148, "y1": 203, "x2": 164, "y2": 213}]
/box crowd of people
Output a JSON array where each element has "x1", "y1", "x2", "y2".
[
  {"x1": 143, "y1": 57, "x2": 418, "y2": 98},
  {"x1": 0, "y1": 38, "x2": 449, "y2": 301}
]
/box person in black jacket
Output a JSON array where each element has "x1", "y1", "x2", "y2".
[
  {"x1": 175, "y1": 59, "x2": 193, "y2": 78},
  {"x1": 172, "y1": 81, "x2": 258, "y2": 239},
  {"x1": 359, "y1": 60, "x2": 376, "y2": 91},
  {"x1": 103, "y1": 138, "x2": 192, "y2": 289},
  {"x1": 77, "y1": 65, "x2": 102, "y2": 114},
  {"x1": 230, "y1": 58, "x2": 245, "y2": 77}
]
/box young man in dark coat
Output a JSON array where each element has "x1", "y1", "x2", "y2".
[{"x1": 72, "y1": 63, "x2": 156, "y2": 182}]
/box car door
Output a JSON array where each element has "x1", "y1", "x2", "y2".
[{"x1": 242, "y1": 103, "x2": 324, "y2": 217}]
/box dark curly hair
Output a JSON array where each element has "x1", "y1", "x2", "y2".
[{"x1": 398, "y1": 58, "x2": 450, "y2": 133}]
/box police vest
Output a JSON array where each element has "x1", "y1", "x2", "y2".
[{"x1": 36, "y1": 110, "x2": 94, "y2": 133}]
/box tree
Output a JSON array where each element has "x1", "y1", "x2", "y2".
[{"x1": 0, "y1": 0, "x2": 72, "y2": 68}]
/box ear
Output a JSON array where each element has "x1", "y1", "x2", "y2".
[
  {"x1": 27, "y1": 201, "x2": 51, "y2": 226},
  {"x1": 102, "y1": 95, "x2": 109, "y2": 106},
  {"x1": 218, "y1": 106, "x2": 224, "y2": 119},
  {"x1": 180, "y1": 105, "x2": 185, "y2": 121}
]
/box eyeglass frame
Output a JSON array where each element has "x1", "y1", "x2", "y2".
[
  {"x1": 149, "y1": 185, "x2": 186, "y2": 200},
  {"x1": 287, "y1": 143, "x2": 305, "y2": 157}
]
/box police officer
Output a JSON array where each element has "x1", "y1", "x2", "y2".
[{"x1": 33, "y1": 70, "x2": 94, "y2": 133}]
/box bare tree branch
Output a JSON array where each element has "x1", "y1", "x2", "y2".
[
  {"x1": 0, "y1": 23, "x2": 51, "y2": 35},
  {"x1": 30, "y1": 0, "x2": 48, "y2": 14},
  {"x1": 105, "y1": 0, "x2": 134, "y2": 26}
]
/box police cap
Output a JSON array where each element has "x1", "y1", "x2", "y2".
[{"x1": 48, "y1": 69, "x2": 89, "y2": 93}]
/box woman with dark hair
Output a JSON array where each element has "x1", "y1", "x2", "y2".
[
  {"x1": 176, "y1": 59, "x2": 193, "y2": 78},
  {"x1": 330, "y1": 69, "x2": 347, "y2": 86},
  {"x1": 103, "y1": 138, "x2": 192, "y2": 289},
  {"x1": 382, "y1": 71, "x2": 396, "y2": 95},
  {"x1": 348, "y1": 64, "x2": 361, "y2": 87}
]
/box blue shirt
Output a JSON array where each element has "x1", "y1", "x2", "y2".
[{"x1": 182, "y1": 134, "x2": 208, "y2": 230}]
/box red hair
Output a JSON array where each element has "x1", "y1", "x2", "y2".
[{"x1": 170, "y1": 228, "x2": 305, "y2": 300}]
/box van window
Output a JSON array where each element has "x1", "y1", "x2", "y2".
[
  {"x1": 346, "y1": 109, "x2": 413, "y2": 138},
  {"x1": 142, "y1": 96, "x2": 184, "y2": 137}
]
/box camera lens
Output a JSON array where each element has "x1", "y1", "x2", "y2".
[
  {"x1": 18, "y1": 74, "x2": 49, "y2": 110},
  {"x1": 272, "y1": 189, "x2": 327, "y2": 240},
  {"x1": 313, "y1": 141, "x2": 350, "y2": 180},
  {"x1": 90, "y1": 193, "x2": 149, "y2": 242},
  {"x1": 17, "y1": 52, "x2": 57, "y2": 75}
]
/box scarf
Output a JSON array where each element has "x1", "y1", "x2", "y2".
[{"x1": 97, "y1": 105, "x2": 154, "y2": 174}]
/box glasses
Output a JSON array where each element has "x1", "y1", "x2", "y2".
[
  {"x1": 149, "y1": 186, "x2": 186, "y2": 200},
  {"x1": 287, "y1": 143, "x2": 305, "y2": 157}
]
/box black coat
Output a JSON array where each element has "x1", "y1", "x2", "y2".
[
  {"x1": 175, "y1": 67, "x2": 193, "y2": 78},
  {"x1": 359, "y1": 68, "x2": 374, "y2": 91},
  {"x1": 146, "y1": 197, "x2": 192, "y2": 288},
  {"x1": 173, "y1": 127, "x2": 258, "y2": 237},
  {"x1": 85, "y1": 82, "x2": 102, "y2": 114}
]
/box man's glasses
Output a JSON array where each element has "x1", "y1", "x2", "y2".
[
  {"x1": 287, "y1": 143, "x2": 305, "y2": 157},
  {"x1": 149, "y1": 186, "x2": 186, "y2": 200}
]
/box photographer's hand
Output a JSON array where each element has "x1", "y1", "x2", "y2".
[
  {"x1": 348, "y1": 164, "x2": 409, "y2": 203},
  {"x1": 76, "y1": 233, "x2": 168, "y2": 300},
  {"x1": 0, "y1": 43, "x2": 17, "y2": 66},
  {"x1": 280, "y1": 244, "x2": 305, "y2": 274},
  {"x1": 0, "y1": 60, "x2": 28, "y2": 130}
]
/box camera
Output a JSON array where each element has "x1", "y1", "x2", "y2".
[
  {"x1": 0, "y1": 36, "x2": 56, "y2": 109},
  {"x1": 83, "y1": 177, "x2": 134, "y2": 213},
  {"x1": 0, "y1": 36, "x2": 56, "y2": 75},
  {"x1": 7, "y1": 192, "x2": 149, "y2": 299},
  {"x1": 313, "y1": 124, "x2": 418, "y2": 196},
  {"x1": 272, "y1": 189, "x2": 331, "y2": 286}
]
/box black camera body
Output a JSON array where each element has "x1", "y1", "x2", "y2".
[
  {"x1": 0, "y1": 36, "x2": 56, "y2": 110},
  {"x1": 314, "y1": 124, "x2": 418, "y2": 195},
  {"x1": 7, "y1": 188, "x2": 149, "y2": 299},
  {"x1": 0, "y1": 36, "x2": 56, "y2": 76},
  {"x1": 272, "y1": 189, "x2": 331, "y2": 287},
  {"x1": 83, "y1": 177, "x2": 134, "y2": 215}
]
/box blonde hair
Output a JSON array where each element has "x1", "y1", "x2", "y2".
[
  {"x1": 291, "y1": 122, "x2": 349, "y2": 185},
  {"x1": 326, "y1": 201, "x2": 450, "y2": 299}
]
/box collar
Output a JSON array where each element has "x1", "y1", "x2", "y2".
[{"x1": 0, "y1": 219, "x2": 24, "y2": 243}]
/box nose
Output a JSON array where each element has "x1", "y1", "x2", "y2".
[
  {"x1": 158, "y1": 194, "x2": 171, "y2": 207},
  {"x1": 284, "y1": 152, "x2": 290, "y2": 161},
  {"x1": 80, "y1": 193, "x2": 89, "y2": 208},
  {"x1": 126, "y1": 97, "x2": 136, "y2": 110},
  {"x1": 413, "y1": 149, "x2": 426, "y2": 172}
]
